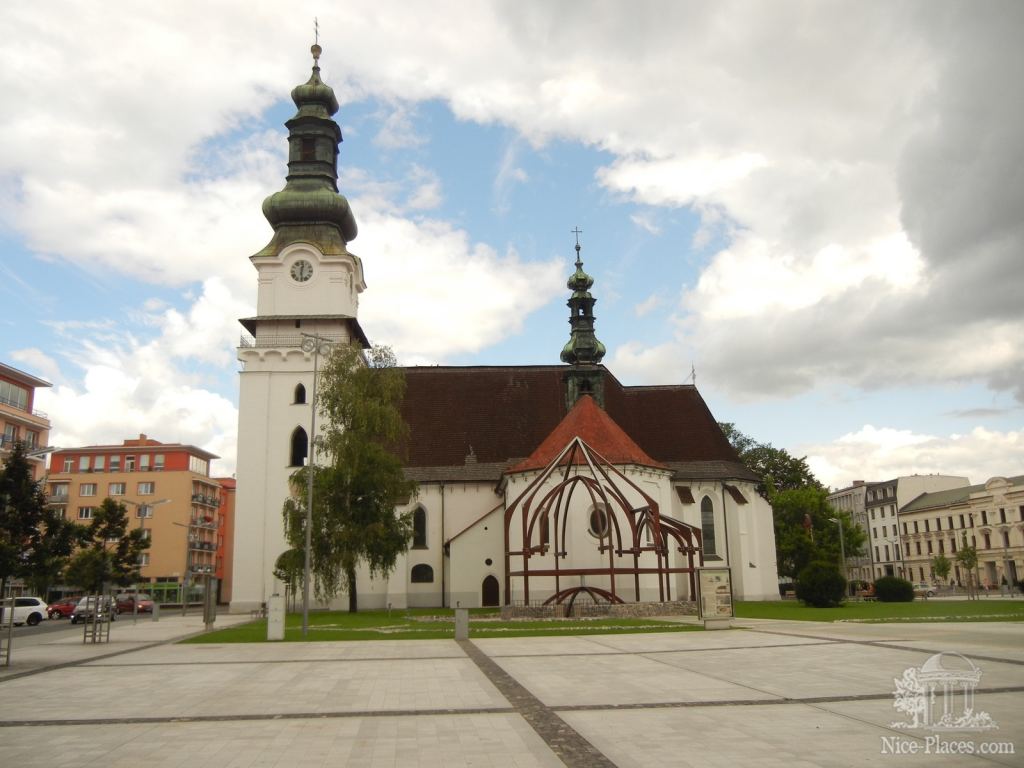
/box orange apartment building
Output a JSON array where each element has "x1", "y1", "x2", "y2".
[
  {"x1": 0, "y1": 362, "x2": 52, "y2": 481},
  {"x1": 47, "y1": 435, "x2": 233, "y2": 603}
]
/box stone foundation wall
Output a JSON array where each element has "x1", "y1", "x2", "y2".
[{"x1": 501, "y1": 600, "x2": 697, "y2": 620}]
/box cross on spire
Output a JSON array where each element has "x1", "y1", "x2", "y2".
[{"x1": 315, "y1": 17, "x2": 319, "y2": 45}]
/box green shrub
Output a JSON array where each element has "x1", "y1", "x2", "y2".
[
  {"x1": 874, "y1": 576, "x2": 914, "y2": 602},
  {"x1": 795, "y1": 561, "x2": 846, "y2": 607}
]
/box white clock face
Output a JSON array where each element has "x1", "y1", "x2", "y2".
[{"x1": 290, "y1": 259, "x2": 314, "y2": 282}]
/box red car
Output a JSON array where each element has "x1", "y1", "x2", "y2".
[
  {"x1": 47, "y1": 597, "x2": 80, "y2": 619},
  {"x1": 115, "y1": 593, "x2": 154, "y2": 614}
]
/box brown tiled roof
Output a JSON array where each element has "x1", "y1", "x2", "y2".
[
  {"x1": 509, "y1": 395, "x2": 664, "y2": 472},
  {"x1": 398, "y1": 365, "x2": 752, "y2": 483}
]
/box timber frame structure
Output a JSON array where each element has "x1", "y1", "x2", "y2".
[{"x1": 503, "y1": 436, "x2": 704, "y2": 608}]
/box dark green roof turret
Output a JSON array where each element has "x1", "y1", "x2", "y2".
[
  {"x1": 560, "y1": 238, "x2": 606, "y2": 366},
  {"x1": 253, "y1": 44, "x2": 357, "y2": 258}
]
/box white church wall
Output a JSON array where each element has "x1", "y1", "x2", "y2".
[
  {"x1": 255, "y1": 243, "x2": 361, "y2": 319},
  {"x1": 448, "y1": 506, "x2": 504, "y2": 608}
]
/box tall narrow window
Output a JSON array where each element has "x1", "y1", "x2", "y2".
[
  {"x1": 294, "y1": 383, "x2": 306, "y2": 404},
  {"x1": 412, "y1": 507, "x2": 427, "y2": 548},
  {"x1": 289, "y1": 427, "x2": 308, "y2": 468},
  {"x1": 700, "y1": 496, "x2": 718, "y2": 558}
]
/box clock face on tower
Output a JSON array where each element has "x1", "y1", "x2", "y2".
[{"x1": 290, "y1": 259, "x2": 314, "y2": 282}]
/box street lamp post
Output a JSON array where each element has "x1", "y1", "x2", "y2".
[
  {"x1": 300, "y1": 332, "x2": 333, "y2": 639},
  {"x1": 829, "y1": 517, "x2": 847, "y2": 594}
]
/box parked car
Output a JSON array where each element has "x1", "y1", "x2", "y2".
[
  {"x1": 47, "y1": 597, "x2": 80, "y2": 619},
  {"x1": 70, "y1": 596, "x2": 117, "y2": 624},
  {"x1": 0, "y1": 596, "x2": 49, "y2": 626},
  {"x1": 913, "y1": 583, "x2": 936, "y2": 597},
  {"x1": 115, "y1": 593, "x2": 154, "y2": 614}
]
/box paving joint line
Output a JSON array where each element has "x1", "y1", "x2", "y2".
[
  {"x1": 0, "y1": 706, "x2": 515, "y2": 728},
  {"x1": 745, "y1": 627, "x2": 1024, "y2": 666},
  {"x1": 458, "y1": 639, "x2": 617, "y2": 768}
]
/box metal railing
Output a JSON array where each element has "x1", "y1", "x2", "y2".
[{"x1": 239, "y1": 333, "x2": 347, "y2": 349}]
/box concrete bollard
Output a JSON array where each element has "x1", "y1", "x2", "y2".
[
  {"x1": 151, "y1": 603, "x2": 160, "y2": 622},
  {"x1": 267, "y1": 594, "x2": 286, "y2": 641},
  {"x1": 454, "y1": 607, "x2": 469, "y2": 640}
]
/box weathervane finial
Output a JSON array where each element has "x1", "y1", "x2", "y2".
[
  {"x1": 311, "y1": 18, "x2": 322, "y2": 63},
  {"x1": 571, "y1": 226, "x2": 583, "y2": 262}
]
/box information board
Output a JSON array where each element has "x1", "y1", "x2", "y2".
[{"x1": 697, "y1": 567, "x2": 734, "y2": 619}]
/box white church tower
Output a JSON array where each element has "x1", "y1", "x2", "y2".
[{"x1": 231, "y1": 44, "x2": 368, "y2": 612}]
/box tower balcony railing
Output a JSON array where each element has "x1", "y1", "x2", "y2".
[{"x1": 239, "y1": 332, "x2": 347, "y2": 349}]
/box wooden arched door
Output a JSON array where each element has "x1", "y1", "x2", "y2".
[{"x1": 481, "y1": 575, "x2": 500, "y2": 607}]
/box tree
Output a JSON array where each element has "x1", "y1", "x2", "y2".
[
  {"x1": 0, "y1": 442, "x2": 79, "y2": 598},
  {"x1": 64, "y1": 498, "x2": 147, "y2": 593},
  {"x1": 771, "y1": 486, "x2": 865, "y2": 582},
  {"x1": 719, "y1": 423, "x2": 823, "y2": 495},
  {"x1": 281, "y1": 343, "x2": 417, "y2": 612},
  {"x1": 931, "y1": 553, "x2": 952, "y2": 585},
  {"x1": 955, "y1": 535, "x2": 979, "y2": 600}
]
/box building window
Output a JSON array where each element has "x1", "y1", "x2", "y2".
[
  {"x1": 92, "y1": 455, "x2": 104, "y2": 472},
  {"x1": 938, "y1": 540, "x2": 944, "y2": 554},
  {"x1": 904, "y1": 542, "x2": 910, "y2": 557},
  {"x1": 913, "y1": 521, "x2": 919, "y2": 533},
  {"x1": 140, "y1": 454, "x2": 151, "y2": 471},
  {"x1": 936, "y1": 518, "x2": 941, "y2": 531},
  {"x1": 79, "y1": 456, "x2": 90, "y2": 472},
  {"x1": 138, "y1": 481, "x2": 155, "y2": 495},
  {"x1": 126, "y1": 456, "x2": 136, "y2": 472},
  {"x1": 983, "y1": 533, "x2": 990, "y2": 549},
  {"x1": 24, "y1": 431, "x2": 37, "y2": 449},
  {"x1": 885, "y1": 544, "x2": 890, "y2": 561},
  {"x1": 875, "y1": 546, "x2": 881, "y2": 561},
  {"x1": 999, "y1": 508, "x2": 1006, "y2": 524},
  {"x1": 870, "y1": 510, "x2": 875, "y2": 520},
  {"x1": 981, "y1": 510, "x2": 988, "y2": 525},
  {"x1": 960, "y1": 514, "x2": 966, "y2": 528},
  {"x1": 110, "y1": 455, "x2": 121, "y2": 472},
  {"x1": 926, "y1": 541, "x2": 933, "y2": 555},
  {"x1": 62, "y1": 458, "x2": 73, "y2": 472},
  {"x1": 80, "y1": 483, "x2": 97, "y2": 497},
  {"x1": 700, "y1": 496, "x2": 717, "y2": 557},
  {"x1": 141, "y1": 529, "x2": 151, "y2": 541},
  {"x1": 51, "y1": 483, "x2": 68, "y2": 499},
  {"x1": 915, "y1": 541, "x2": 921, "y2": 555},
  {"x1": 138, "y1": 553, "x2": 150, "y2": 566},
  {"x1": 154, "y1": 454, "x2": 164, "y2": 471},
  {"x1": 0, "y1": 380, "x2": 28, "y2": 410},
  {"x1": 78, "y1": 507, "x2": 94, "y2": 520},
  {"x1": 294, "y1": 384, "x2": 306, "y2": 404},
  {"x1": 951, "y1": 538, "x2": 957, "y2": 553},
  {"x1": 109, "y1": 482, "x2": 126, "y2": 496},
  {"x1": 924, "y1": 520, "x2": 929, "y2": 532},
  {"x1": 903, "y1": 522, "x2": 908, "y2": 535},
  {"x1": 136, "y1": 505, "x2": 153, "y2": 518},
  {"x1": 189, "y1": 456, "x2": 209, "y2": 475},
  {"x1": 1002, "y1": 531, "x2": 1010, "y2": 548},
  {"x1": 410, "y1": 564, "x2": 433, "y2": 583},
  {"x1": 948, "y1": 516, "x2": 954, "y2": 529},
  {"x1": 289, "y1": 427, "x2": 308, "y2": 467},
  {"x1": 588, "y1": 503, "x2": 610, "y2": 538},
  {"x1": 412, "y1": 507, "x2": 427, "y2": 549}
]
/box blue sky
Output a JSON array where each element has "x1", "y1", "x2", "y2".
[{"x1": 1, "y1": 2, "x2": 1022, "y2": 486}]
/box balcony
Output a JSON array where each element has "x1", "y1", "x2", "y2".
[
  {"x1": 191, "y1": 493, "x2": 220, "y2": 507},
  {"x1": 239, "y1": 332, "x2": 347, "y2": 349}
]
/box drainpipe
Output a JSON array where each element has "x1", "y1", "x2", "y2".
[
  {"x1": 720, "y1": 484, "x2": 732, "y2": 570},
  {"x1": 440, "y1": 482, "x2": 446, "y2": 608}
]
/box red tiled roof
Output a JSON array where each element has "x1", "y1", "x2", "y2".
[
  {"x1": 508, "y1": 395, "x2": 664, "y2": 472},
  {"x1": 398, "y1": 366, "x2": 754, "y2": 481}
]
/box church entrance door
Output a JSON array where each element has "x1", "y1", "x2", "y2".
[{"x1": 482, "y1": 575, "x2": 500, "y2": 607}]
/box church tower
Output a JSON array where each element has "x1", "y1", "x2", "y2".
[
  {"x1": 231, "y1": 45, "x2": 368, "y2": 612},
  {"x1": 560, "y1": 236, "x2": 606, "y2": 409}
]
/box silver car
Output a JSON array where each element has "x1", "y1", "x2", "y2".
[{"x1": 70, "y1": 596, "x2": 117, "y2": 624}]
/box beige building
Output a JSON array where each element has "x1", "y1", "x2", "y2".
[
  {"x1": 0, "y1": 362, "x2": 51, "y2": 481},
  {"x1": 899, "y1": 475, "x2": 1024, "y2": 589},
  {"x1": 47, "y1": 435, "x2": 227, "y2": 602}
]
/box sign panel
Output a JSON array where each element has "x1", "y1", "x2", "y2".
[{"x1": 697, "y1": 567, "x2": 734, "y2": 619}]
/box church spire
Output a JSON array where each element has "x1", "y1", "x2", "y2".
[
  {"x1": 560, "y1": 230, "x2": 606, "y2": 408},
  {"x1": 253, "y1": 42, "x2": 358, "y2": 259}
]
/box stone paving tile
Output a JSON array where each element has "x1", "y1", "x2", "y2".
[
  {"x1": 0, "y1": 713, "x2": 564, "y2": 768},
  {"x1": 489, "y1": 648, "x2": 779, "y2": 708},
  {"x1": 562, "y1": 702, "x2": 1019, "y2": 768},
  {"x1": 0, "y1": 657, "x2": 508, "y2": 722},
  {"x1": 649, "y1": 641, "x2": 1024, "y2": 700}
]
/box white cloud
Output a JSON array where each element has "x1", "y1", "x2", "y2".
[
  {"x1": 629, "y1": 212, "x2": 661, "y2": 235},
  {"x1": 355, "y1": 211, "x2": 563, "y2": 361},
  {"x1": 633, "y1": 293, "x2": 661, "y2": 318},
  {"x1": 405, "y1": 165, "x2": 443, "y2": 210},
  {"x1": 10, "y1": 348, "x2": 61, "y2": 385},
  {"x1": 805, "y1": 424, "x2": 1024, "y2": 490},
  {"x1": 373, "y1": 103, "x2": 427, "y2": 149}
]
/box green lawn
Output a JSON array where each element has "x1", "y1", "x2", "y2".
[
  {"x1": 735, "y1": 599, "x2": 1024, "y2": 623},
  {"x1": 183, "y1": 608, "x2": 701, "y2": 643}
]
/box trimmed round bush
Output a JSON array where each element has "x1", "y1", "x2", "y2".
[
  {"x1": 796, "y1": 561, "x2": 846, "y2": 607},
  {"x1": 873, "y1": 576, "x2": 914, "y2": 602}
]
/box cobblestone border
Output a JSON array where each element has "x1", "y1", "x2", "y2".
[{"x1": 458, "y1": 639, "x2": 617, "y2": 768}]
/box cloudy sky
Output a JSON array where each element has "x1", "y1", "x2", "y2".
[{"x1": 1, "y1": 1, "x2": 1022, "y2": 488}]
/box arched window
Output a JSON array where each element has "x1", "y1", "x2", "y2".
[
  {"x1": 412, "y1": 507, "x2": 427, "y2": 549},
  {"x1": 289, "y1": 427, "x2": 308, "y2": 468},
  {"x1": 588, "y1": 503, "x2": 609, "y2": 538},
  {"x1": 411, "y1": 564, "x2": 433, "y2": 583},
  {"x1": 701, "y1": 496, "x2": 718, "y2": 558},
  {"x1": 294, "y1": 383, "x2": 306, "y2": 404}
]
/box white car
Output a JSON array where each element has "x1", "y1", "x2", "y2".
[{"x1": 0, "y1": 596, "x2": 50, "y2": 626}]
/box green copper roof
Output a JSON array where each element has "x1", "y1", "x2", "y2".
[
  {"x1": 254, "y1": 44, "x2": 357, "y2": 258},
  {"x1": 560, "y1": 241, "x2": 606, "y2": 366}
]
